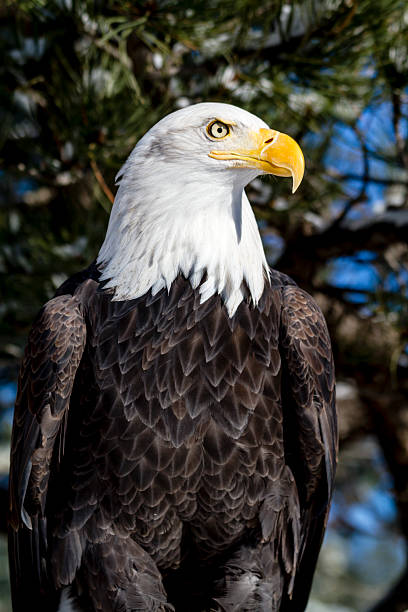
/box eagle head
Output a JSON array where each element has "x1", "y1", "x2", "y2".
[
  {"x1": 97, "y1": 103, "x2": 304, "y2": 315},
  {"x1": 127, "y1": 102, "x2": 304, "y2": 193}
]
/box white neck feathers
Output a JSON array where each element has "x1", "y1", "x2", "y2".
[{"x1": 97, "y1": 152, "x2": 269, "y2": 317}]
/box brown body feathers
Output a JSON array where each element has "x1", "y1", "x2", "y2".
[{"x1": 8, "y1": 265, "x2": 337, "y2": 611}]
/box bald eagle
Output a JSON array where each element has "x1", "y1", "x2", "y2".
[{"x1": 8, "y1": 103, "x2": 337, "y2": 612}]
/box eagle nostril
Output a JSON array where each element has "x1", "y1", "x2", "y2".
[{"x1": 264, "y1": 137, "x2": 274, "y2": 144}]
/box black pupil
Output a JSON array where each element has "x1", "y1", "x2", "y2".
[{"x1": 217, "y1": 127, "x2": 223, "y2": 133}]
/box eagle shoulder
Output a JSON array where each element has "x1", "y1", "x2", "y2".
[
  {"x1": 279, "y1": 284, "x2": 337, "y2": 611},
  {"x1": 8, "y1": 292, "x2": 87, "y2": 610}
]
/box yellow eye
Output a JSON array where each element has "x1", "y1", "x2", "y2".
[{"x1": 207, "y1": 120, "x2": 230, "y2": 139}]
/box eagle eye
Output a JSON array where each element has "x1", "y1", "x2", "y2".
[{"x1": 207, "y1": 120, "x2": 230, "y2": 139}]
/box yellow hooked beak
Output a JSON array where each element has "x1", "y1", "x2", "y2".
[{"x1": 209, "y1": 128, "x2": 305, "y2": 193}]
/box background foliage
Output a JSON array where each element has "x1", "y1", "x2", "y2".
[{"x1": 1, "y1": 1, "x2": 408, "y2": 610}]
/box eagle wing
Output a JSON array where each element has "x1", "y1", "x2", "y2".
[
  {"x1": 8, "y1": 294, "x2": 86, "y2": 608},
  {"x1": 279, "y1": 285, "x2": 337, "y2": 611}
]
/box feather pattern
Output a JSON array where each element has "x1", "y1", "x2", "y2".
[{"x1": 8, "y1": 265, "x2": 336, "y2": 612}]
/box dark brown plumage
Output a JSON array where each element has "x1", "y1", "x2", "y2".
[{"x1": 8, "y1": 263, "x2": 337, "y2": 612}]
